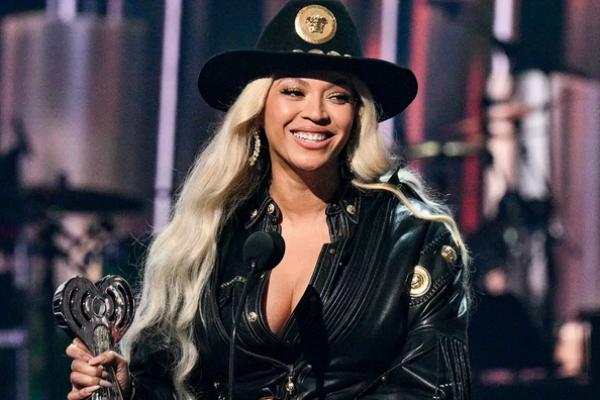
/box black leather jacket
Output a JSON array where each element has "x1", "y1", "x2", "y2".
[{"x1": 129, "y1": 182, "x2": 471, "y2": 399}]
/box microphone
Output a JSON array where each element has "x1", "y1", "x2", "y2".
[
  {"x1": 243, "y1": 231, "x2": 285, "y2": 275},
  {"x1": 228, "y1": 231, "x2": 285, "y2": 400}
]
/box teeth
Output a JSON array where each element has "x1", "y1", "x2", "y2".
[{"x1": 292, "y1": 131, "x2": 328, "y2": 142}]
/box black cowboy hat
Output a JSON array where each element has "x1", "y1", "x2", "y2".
[{"x1": 198, "y1": 0, "x2": 417, "y2": 121}]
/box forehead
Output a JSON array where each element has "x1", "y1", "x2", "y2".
[{"x1": 272, "y1": 70, "x2": 354, "y2": 88}]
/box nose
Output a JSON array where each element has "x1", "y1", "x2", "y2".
[{"x1": 302, "y1": 95, "x2": 330, "y2": 124}]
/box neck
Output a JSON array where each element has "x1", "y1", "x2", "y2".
[{"x1": 269, "y1": 162, "x2": 341, "y2": 219}]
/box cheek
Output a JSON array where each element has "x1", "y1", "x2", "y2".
[
  {"x1": 264, "y1": 100, "x2": 295, "y2": 135},
  {"x1": 335, "y1": 109, "x2": 356, "y2": 142}
]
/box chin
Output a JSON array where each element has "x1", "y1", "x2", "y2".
[
  {"x1": 292, "y1": 163, "x2": 327, "y2": 173},
  {"x1": 289, "y1": 155, "x2": 336, "y2": 173}
]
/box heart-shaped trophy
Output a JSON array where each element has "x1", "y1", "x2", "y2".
[{"x1": 53, "y1": 275, "x2": 135, "y2": 400}]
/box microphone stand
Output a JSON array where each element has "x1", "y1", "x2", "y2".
[
  {"x1": 228, "y1": 260, "x2": 258, "y2": 400},
  {"x1": 226, "y1": 230, "x2": 284, "y2": 400}
]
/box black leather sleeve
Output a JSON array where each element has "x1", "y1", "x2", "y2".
[
  {"x1": 361, "y1": 221, "x2": 471, "y2": 400},
  {"x1": 128, "y1": 330, "x2": 177, "y2": 400}
]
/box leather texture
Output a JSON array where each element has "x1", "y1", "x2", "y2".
[{"x1": 129, "y1": 181, "x2": 471, "y2": 399}]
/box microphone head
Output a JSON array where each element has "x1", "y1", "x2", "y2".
[{"x1": 242, "y1": 231, "x2": 285, "y2": 273}]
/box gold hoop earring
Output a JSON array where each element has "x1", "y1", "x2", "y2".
[{"x1": 249, "y1": 129, "x2": 261, "y2": 167}]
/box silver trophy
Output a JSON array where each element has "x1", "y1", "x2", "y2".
[{"x1": 53, "y1": 275, "x2": 135, "y2": 400}]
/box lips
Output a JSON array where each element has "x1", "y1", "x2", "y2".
[
  {"x1": 290, "y1": 129, "x2": 334, "y2": 143},
  {"x1": 291, "y1": 131, "x2": 328, "y2": 142}
]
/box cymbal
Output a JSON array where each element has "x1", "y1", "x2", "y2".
[{"x1": 25, "y1": 187, "x2": 144, "y2": 212}]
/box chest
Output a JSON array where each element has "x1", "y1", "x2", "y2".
[{"x1": 264, "y1": 219, "x2": 331, "y2": 334}]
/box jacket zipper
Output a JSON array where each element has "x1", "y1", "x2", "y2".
[{"x1": 283, "y1": 366, "x2": 296, "y2": 399}]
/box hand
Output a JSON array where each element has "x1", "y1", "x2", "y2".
[{"x1": 65, "y1": 338, "x2": 131, "y2": 400}]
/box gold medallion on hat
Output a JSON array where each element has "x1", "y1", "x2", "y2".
[
  {"x1": 410, "y1": 265, "x2": 431, "y2": 298},
  {"x1": 295, "y1": 5, "x2": 337, "y2": 45}
]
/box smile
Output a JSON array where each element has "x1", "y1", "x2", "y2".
[{"x1": 291, "y1": 131, "x2": 332, "y2": 142}]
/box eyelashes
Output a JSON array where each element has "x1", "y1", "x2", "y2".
[
  {"x1": 279, "y1": 86, "x2": 355, "y2": 104},
  {"x1": 330, "y1": 93, "x2": 354, "y2": 103},
  {"x1": 280, "y1": 87, "x2": 304, "y2": 96}
]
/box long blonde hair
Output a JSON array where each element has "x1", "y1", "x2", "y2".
[{"x1": 121, "y1": 75, "x2": 469, "y2": 398}]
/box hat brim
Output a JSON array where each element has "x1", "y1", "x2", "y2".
[{"x1": 197, "y1": 50, "x2": 417, "y2": 121}]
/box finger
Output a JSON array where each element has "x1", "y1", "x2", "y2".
[
  {"x1": 73, "y1": 338, "x2": 94, "y2": 357},
  {"x1": 70, "y1": 371, "x2": 106, "y2": 388},
  {"x1": 71, "y1": 359, "x2": 104, "y2": 377},
  {"x1": 73, "y1": 338, "x2": 93, "y2": 356},
  {"x1": 89, "y1": 350, "x2": 124, "y2": 367},
  {"x1": 67, "y1": 385, "x2": 100, "y2": 400},
  {"x1": 70, "y1": 384, "x2": 82, "y2": 394},
  {"x1": 70, "y1": 371, "x2": 114, "y2": 390},
  {"x1": 67, "y1": 388, "x2": 86, "y2": 400},
  {"x1": 66, "y1": 343, "x2": 92, "y2": 362}
]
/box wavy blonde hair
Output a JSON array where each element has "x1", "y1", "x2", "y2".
[{"x1": 121, "y1": 75, "x2": 468, "y2": 398}]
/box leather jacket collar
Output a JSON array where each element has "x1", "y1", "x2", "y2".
[{"x1": 243, "y1": 179, "x2": 361, "y2": 233}]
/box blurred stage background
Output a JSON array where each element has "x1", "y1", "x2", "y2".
[{"x1": 0, "y1": 0, "x2": 599, "y2": 399}]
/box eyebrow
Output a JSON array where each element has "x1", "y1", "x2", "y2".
[
  {"x1": 279, "y1": 77, "x2": 353, "y2": 90},
  {"x1": 280, "y1": 78, "x2": 306, "y2": 86}
]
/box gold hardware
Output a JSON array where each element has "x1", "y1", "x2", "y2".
[
  {"x1": 291, "y1": 48, "x2": 350, "y2": 57},
  {"x1": 294, "y1": 5, "x2": 337, "y2": 44},
  {"x1": 441, "y1": 245, "x2": 458, "y2": 264},
  {"x1": 285, "y1": 375, "x2": 295, "y2": 394},
  {"x1": 410, "y1": 265, "x2": 431, "y2": 298},
  {"x1": 247, "y1": 311, "x2": 258, "y2": 322}
]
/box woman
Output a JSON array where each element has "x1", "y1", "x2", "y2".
[{"x1": 66, "y1": 1, "x2": 471, "y2": 399}]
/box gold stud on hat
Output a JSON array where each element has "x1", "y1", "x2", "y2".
[
  {"x1": 295, "y1": 5, "x2": 337, "y2": 44},
  {"x1": 410, "y1": 265, "x2": 431, "y2": 298}
]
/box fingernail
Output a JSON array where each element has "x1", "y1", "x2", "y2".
[
  {"x1": 87, "y1": 385, "x2": 101, "y2": 393},
  {"x1": 101, "y1": 371, "x2": 109, "y2": 379},
  {"x1": 99, "y1": 379, "x2": 113, "y2": 388}
]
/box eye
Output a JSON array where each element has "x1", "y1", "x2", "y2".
[
  {"x1": 328, "y1": 92, "x2": 354, "y2": 104},
  {"x1": 280, "y1": 87, "x2": 304, "y2": 97}
]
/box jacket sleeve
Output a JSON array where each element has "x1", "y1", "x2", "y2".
[
  {"x1": 127, "y1": 330, "x2": 177, "y2": 399},
  {"x1": 361, "y1": 221, "x2": 471, "y2": 400}
]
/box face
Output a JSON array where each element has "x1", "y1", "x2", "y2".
[{"x1": 262, "y1": 72, "x2": 357, "y2": 175}]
